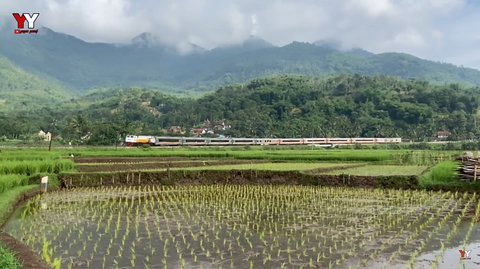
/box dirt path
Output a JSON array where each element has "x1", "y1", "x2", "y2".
[
  {"x1": 0, "y1": 190, "x2": 49, "y2": 269},
  {"x1": 0, "y1": 232, "x2": 49, "y2": 269}
]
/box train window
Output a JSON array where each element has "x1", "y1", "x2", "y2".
[
  {"x1": 156, "y1": 138, "x2": 181, "y2": 142},
  {"x1": 185, "y1": 139, "x2": 206, "y2": 143}
]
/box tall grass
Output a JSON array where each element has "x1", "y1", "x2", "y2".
[
  {"x1": 418, "y1": 161, "x2": 480, "y2": 191},
  {"x1": 0, "y1": 245, "x2": 22, "y2": 269},
  {"x1": 0, "y1": 150, "x2": 63, "y2": 161},
  {"x1": 0, "y1": 160, "x2": 76, "y2": 175},
  {"x1": 420, "y1": 161, "x2": 458, "y2": 184},
  {"x1": 0, "y1": 175, "x2": 29, "y2": 194}
]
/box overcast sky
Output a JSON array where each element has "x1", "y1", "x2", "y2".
[{"x1": 2, "y1": 0, "x2": 480, "y2": 69}]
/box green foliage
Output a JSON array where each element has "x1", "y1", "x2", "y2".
[
  {"x1": 0, "y1": 245, "x2": 22, "y2": 269},
  {"x1": 0, "y1": 56, "x2": 70, "y2": 112},
  {"x1": 420, "y1": 161, "x2": 459, "y2": 184},
  {"x1": 416, "y1": 161, "x2": 480, "y2": 192},
  {"x1": 3, "y1": 75, "x2": 479, "y2": 144},
  {"x1": 418, "y1": 161, "x2": 480, "y2": 191}
]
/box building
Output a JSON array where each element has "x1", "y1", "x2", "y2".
[
  {"x1": 169, "y1": 126, "x2": 185, "y2": 134},
  {"x1": 38, "y1": 130, "x2": 51, "y2": 141},
  {"x1": 437, "y1": 131, "x2": 451, "y2": 140}
]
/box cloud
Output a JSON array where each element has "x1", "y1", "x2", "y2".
[{"x1": 1, "y1": 0, "x2": 480, "y2": 68}]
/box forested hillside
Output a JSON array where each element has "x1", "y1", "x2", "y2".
[
  {"x1": 0, "y1": 57, "x2": 70, "y2": 111},
  {"x1": 1, "y1": 75, "x2": 478, "y2": 144}
]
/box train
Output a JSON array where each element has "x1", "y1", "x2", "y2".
[{"x1": 125, "y1": 135, "x2": 402, "y2": 147}]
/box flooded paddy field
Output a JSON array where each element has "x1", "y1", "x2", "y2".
[{"x1": 3, "y1": 185, "x2": 480, "y2": 269}]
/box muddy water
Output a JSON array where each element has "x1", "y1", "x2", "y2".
[{"x1": 3, "y1": 186, "x2": 480, "y2": 269}]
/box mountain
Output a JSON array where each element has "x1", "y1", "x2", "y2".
[
  {"x1": 0, "y1": 56, "x2": 70, "y2": 111},
  {"x1": 1, "y1": 27, "x2": 480, "y2": 93}
]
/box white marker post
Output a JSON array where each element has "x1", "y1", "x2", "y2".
[{"x1": 41, "y1": 176, "x2": 48, "y2": 193}]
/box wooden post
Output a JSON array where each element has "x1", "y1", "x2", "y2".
[{"x1": 474, "y1": 164, "x2": 477, "y2": 182}]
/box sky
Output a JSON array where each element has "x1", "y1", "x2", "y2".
[{"x1": 2, "y1": 0, "x2": 480, "y2": 69}]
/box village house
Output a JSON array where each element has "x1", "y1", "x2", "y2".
[
  {"x1": 169, "y1": 126, "x2": 185, "y2": 134},
  {"x1": 38, "y1": 130, "x2": 52, "y2": 141},
  {"x1": 437, "y1": 131, "x2": 451, "y2": 140}
]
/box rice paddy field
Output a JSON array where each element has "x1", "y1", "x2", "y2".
[
  {"x1": 321, "y1": 165, "x2": 429, "y2": 176},
  {"x1": 4, "y1": 185, "x2": 480, "y2": 269},
  {"x1": 175, "y1": 162, "x2": 358, "y2": 171},
  {"x1": 0, "y1": 148, "x2": 477, "y2": 269}
]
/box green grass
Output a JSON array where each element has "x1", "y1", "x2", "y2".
[
  {"x1": 175, "y1": 162, "x2": 355, "y2": 171},
  {"x1": 0, "y1": 160, "x2": 76, "y2": 175},
  {"x1": 0, "y1": 147, "x2": 459, "y2": 164},
  {"x1": 68, "y1": 148, "x2": 396, "y2": 161},
  {"x1": 54, "y1": 148, "x2": 457, "y2": 164},
  {"x1": 420, "y1": 161, "x2": 459, "y2": 184},
  {"x1": 0, "y1": 185, "x2": 38, "y2": 223},
  {"x1": 0, "y1": 150, "x2": 64, "y2": 161},
  {"x1": 417, "y1": 161, "x2": 480, "y2": 191},
  {"x1": 323, "y1": 165, "x2": 429, "y2": 176},
  {"x1": 0, "y1": 175, "x2": 29, "y2": 194},
  {"x1": 0, "y1": 245, "x2": 22, "y2": 269}
]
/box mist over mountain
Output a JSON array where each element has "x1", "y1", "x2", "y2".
[{"x1": 1, "y1": 27, "x2": 480, "y2": 94}]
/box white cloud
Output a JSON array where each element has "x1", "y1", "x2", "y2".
[
  {"x1": 346, "y1": 0, "x2": 396, "y2": 17},
  {"x1": 2, "y1": 0, "x2": 480, "y2": 68}
]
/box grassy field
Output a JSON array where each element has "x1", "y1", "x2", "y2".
[
  {"x1": 322, "y1": 165, "x2": 429, "y2": 176},
  {"x1": 174, "y1": 162, "x2": 357, "y2": 171},
  {"x1": 0, "y1": 147, "x2": 458, "y2": 163},
  {"x1": 71, "y1": 148, "x2": 454, "y2": 164}
]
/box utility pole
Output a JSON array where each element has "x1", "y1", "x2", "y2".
[
  {"x1": 48, "y1": 133, "x2": 53, "y2": 151},
  {"x1": 48, "y1": 119, "x2": 56, "y2": 152}
]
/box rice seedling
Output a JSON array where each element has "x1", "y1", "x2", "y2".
[{"x1": 3, "y1": 185, "x2": 478, "y2": 268}]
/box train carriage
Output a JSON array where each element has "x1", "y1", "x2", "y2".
[{"x1": 154, "y1": 137, "x2": 182, "y2": 146}]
